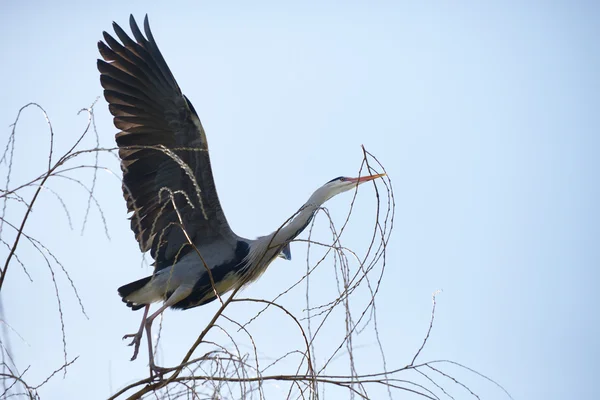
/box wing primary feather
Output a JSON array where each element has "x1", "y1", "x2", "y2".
[
  {"x1": 103, "y1": 30, "x2": 171, "y2": 95},
  {"x1": 141, "y1": 16, "x2": 180, "y2": 91},
  {"x1": 102, "y1": 32, "x2": 134, "y2": 63},
  {"x1": 98, "y1": 63, "x2": 158, "y2": 98},
  {"x1": 129, "y1": 14, "x2": 150, "y2": 48}
]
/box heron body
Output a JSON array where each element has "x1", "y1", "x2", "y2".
[
  {"x1": 118, "y1": 181, "x2": 337, "y2": 311},
  {"x1": 98, "y1": 14, "x2": 384, "y2": 372},
  {"x1": 119, "y1": 240, "x2": 250, "y2": 310}
]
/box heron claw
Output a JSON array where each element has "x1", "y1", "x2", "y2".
[{"x1": 122, "y1": 332, "x2": 143, "y2": 361}]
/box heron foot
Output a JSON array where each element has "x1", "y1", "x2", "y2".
[
  {"x1": 149, "y1": 363, "x2": 170, "y2": 380},
  {"x1": 122, "y1": 332, "x2": 143, "y2": 361}
]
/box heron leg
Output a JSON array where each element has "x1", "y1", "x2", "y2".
[
  {"x1": 143, "y1": 285, "x2": 193, "y2": 376},
  {"x1": 122, "y1": 304, "x2": 150, "y2": 361}
]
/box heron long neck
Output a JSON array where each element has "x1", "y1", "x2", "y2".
[
  {"x1": 270, "y1": 184, "x2": 337, "y2": 246},
  {"x1": 243, "y1": 191, "x2": 328, "y2": 281},
  {"x1": 272, "y1": 202, "x2": 319, "y2": 246},
  {"x1": 242, "y1": 201, "x2": 320, "y2": 284}
]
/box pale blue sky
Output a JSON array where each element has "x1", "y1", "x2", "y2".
[{"x1": 1, "y1": 1, "x2": 598, "y2": 399}]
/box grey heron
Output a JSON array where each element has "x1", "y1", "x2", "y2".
[{"x1": 97, "y1": 15, "x2": 385, "y2": 372}]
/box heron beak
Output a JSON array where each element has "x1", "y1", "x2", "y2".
[{"x1": 349, "y1": 173, "x2": 386, "y2": 184}]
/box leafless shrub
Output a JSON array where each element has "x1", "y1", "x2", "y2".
[
  {"x1": 107, "y1": 147, "x2": 511, "y2": 399},
  {"x1": 0, "y1": 102, "x2": 116, "y2": 398},
  {"x1": 0, "y1": 103, "x2": 512, "y2": 400}
]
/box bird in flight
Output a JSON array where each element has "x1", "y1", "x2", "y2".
[{"x1": 97, "y1": 14, "x2": 385, "y2": 374}]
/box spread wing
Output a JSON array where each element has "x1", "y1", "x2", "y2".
[{"x1": 97, "y1": 15, "x2": 235, "y2": 270}]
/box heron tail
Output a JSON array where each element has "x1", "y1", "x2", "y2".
[{"x1": 118, "y1": 276, "x2": 152, "y2": 311}]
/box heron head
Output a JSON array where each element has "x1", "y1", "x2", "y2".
[{"x1": 309, "y1": 173, "x2": 386, "y2": 205}]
